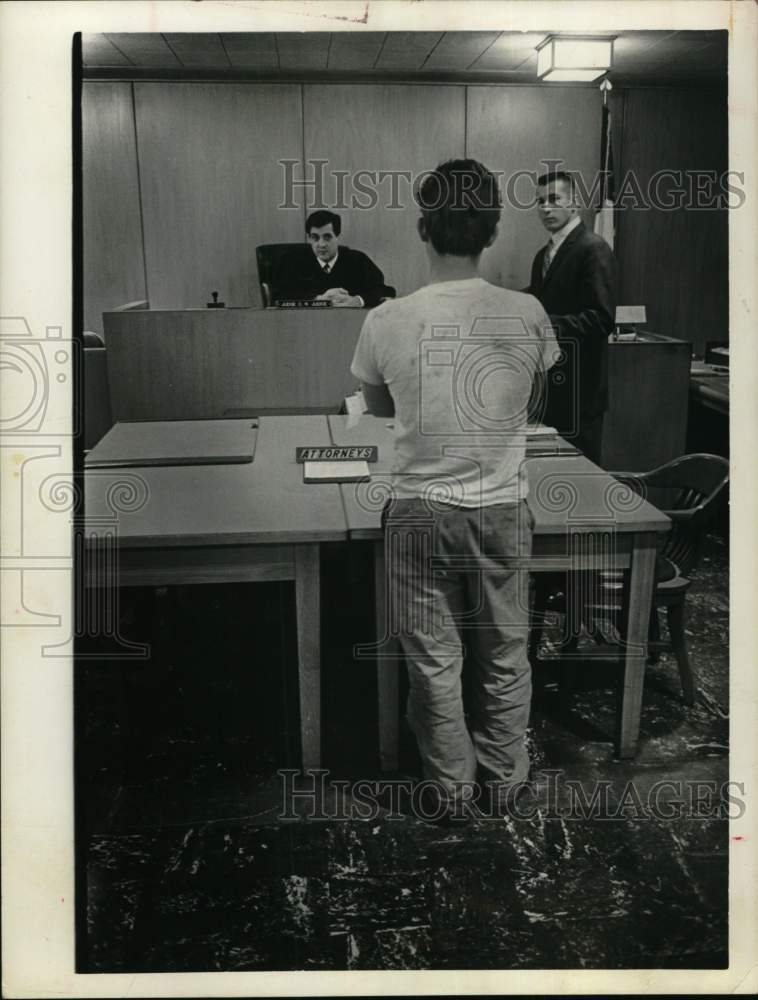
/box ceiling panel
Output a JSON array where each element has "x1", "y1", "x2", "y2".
[
  {"x1": 82, "y1": 33, "x2": 133, "y2": 67},
  {"x1": 614, "y1": 32, "x2": 726, "y2": 81},
  {"x1": 103, "y1": 34, "x2": 180, "y2": 68},
  {"x1": 276, "y1": 32, "x2": 331, "y2": 70},
  {"x1": 471, "y1": 33, "x2": 544, "y2": 71},
  {"x1": 162, "y1": 33, "x2": 230, "y2": 68},
  {"x1": 374, "y1": 32, "x2": 444, "y2": 69},
  {"x1": 81, "y1": 30, "x2": 727, "y2": 84},
  {"x1": 220, "y1": 33, "x2": 279, "y2": 70},
  {"x1": 327, "y1": 32, "x2": 386, "y2": 70},
  {"x1": 423, "y1": 32, "x2": 501, "y2": 70},
  {"x1": 612, "y1": 30, "x2": 677, "y2": 62}
]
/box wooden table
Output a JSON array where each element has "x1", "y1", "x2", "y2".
[
  {"x1": 84, "y1": 414, "x2": 669, "y2": 771},
  {"x1": 690, "y1": 370, "x2": 729, "y2": 416},
  {"x1": 687, "y1": 366, "x2": 728, "y2": 465},
  {"x1": 327, "y1": 414, "x2": 671, "y2": 764},
  {"x1": 84, "y1": 416, "x2": 347, "y2": 770}
]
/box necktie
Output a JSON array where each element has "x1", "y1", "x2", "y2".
[{"x1": 542, "y1": 239, "x2": 555, "y2": 279}]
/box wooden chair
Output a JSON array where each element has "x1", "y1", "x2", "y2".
[{"x1": 531, "y1": 453, "x2": 729, "y2": 705}]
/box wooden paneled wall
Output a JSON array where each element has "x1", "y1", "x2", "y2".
[
  {"x1": 82, "y1": 83, "x2": 146, "y2": 334},
  {"x1": 134, "y1": 84, "x2": 304, "y2": 310},
  {"x1": 82, "y1": 81, "x2": 728, "y2": 351},
  {"x1": 466, "y1": 85, "x2": 601, "y2": 290},
  {"x1": 304, "y1": 84, "x2": 466, "y2": 298},
  {"x1": 614, "y1": 88, "x2": 729, "y2": 352}
]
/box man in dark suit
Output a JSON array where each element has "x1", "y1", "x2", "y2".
[
  {"x1": 527, "y1": 171, "x2": 617, "y2": 463},
  {"x1": 273, "y1": 209, "x2": 394, "y2": 308}
]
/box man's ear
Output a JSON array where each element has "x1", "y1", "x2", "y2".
[
  {"x1": 485, "y1": 224, "x2": 499, "y2": 249},
  {"x1": 417, "y1": 216, "x2": 429, "y2": 243}
]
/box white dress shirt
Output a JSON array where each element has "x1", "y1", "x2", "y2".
[
  {"x1": 319, "y1": 250, "x2": 338, "y2": 275},
  {"x1": 544, "y1": 214, "x2": 581, "y2": 270}
]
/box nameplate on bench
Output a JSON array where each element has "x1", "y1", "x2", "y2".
[{"x1": 274, "y1": 299, "x2": 332, "y2": 308}]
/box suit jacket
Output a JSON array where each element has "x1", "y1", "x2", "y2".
[
  {"x1": 273, "y1": 245, "x2": 394, "y2": 308},
  {"x1": 528, "y1": 222, "x2": 617, "y2": 430}
]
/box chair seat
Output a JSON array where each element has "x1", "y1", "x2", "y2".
[
  {"x1": 654, "y1": 563, "x2": 691, "y2": 597},
  {"x1": 595, "y1": 555, "x2": 683, "y2": 592},
  {"x1": 531, "y1": 453, "x2": 728, "y2": 708}
]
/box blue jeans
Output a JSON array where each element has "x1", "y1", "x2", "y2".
[{"x1": 383, "y1": 499, "x2": 534, "y2": 801}]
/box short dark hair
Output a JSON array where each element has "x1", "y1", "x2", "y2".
[
  {"x1": 306, "y1": 210, "x2": 341, "y2": 236},
  {"x1": 416, "y1": 159, "x2": 501, "y2": 257},
  {"x1": 536, "y1": 170, "x2": 575, "y2": 193}
]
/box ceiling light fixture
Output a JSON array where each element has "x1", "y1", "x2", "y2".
[{"x1": 536, "y1": 35, "x2": 614, "y2": 83}]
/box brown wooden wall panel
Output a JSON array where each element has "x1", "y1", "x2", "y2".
[
  {"x1": 615, "y1": 88, "x2": 728, "y2": 353},
  {"x1": 82, "y1": 82, "x2": 147, "y2": 336},
  {"x1": 303, "y1": 84, "x2": 466, "y2": 298},
  {"x1": 133, "y1": 83, "x2": 304, "y2": 310},
  {"x1": 466, "y1": 86, "x2": 602, "y2": 290}
]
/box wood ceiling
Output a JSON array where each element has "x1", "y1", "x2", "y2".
[{"x1": 81, "y1": 30, "x2": 726, "y2": 85}]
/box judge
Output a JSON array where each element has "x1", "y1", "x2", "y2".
[
  {"x1": 273, "y1": 210, "x2": 394, "y2": 308},
  {"x1": 527, "y1": 171, "x2": 617, "y2": 463}
]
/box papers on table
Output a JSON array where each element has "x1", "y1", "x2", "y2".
[
  {"x1": 344, "y1": 389, "x2": 367, "y2": 428},
  {"x1": 303, "y1": 461, "x2": 370, "y2": 483}
]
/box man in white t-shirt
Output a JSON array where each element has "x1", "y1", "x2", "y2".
[{"x1": 351, "y1": 159, "x2": 559, "y2": 819}]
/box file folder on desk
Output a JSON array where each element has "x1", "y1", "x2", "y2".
[{"x1": 85, "y1": 419, "x2": 258, "y2": 468}]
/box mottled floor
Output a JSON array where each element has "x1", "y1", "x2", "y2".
[{"x1": 78, "y1": 533, "x2": 729, "y2": 972}]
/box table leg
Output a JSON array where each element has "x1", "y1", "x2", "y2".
[
  {"x1": 617, "y1": 532, "x2": 658, "y2": 758},
  {"x1": 295, "y1": 544, "x2": 321, "y2": 771},
  {"x1": 374, "y1": 539, "x2": 400, "y2": 772}
]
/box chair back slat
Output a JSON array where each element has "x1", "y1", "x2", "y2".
[
  {"x1": 663, "y1": 536, "x2": 698, "y2": 575},
  {"x1": 675, "y1": 487, "x2": 704, "y2": 510}
]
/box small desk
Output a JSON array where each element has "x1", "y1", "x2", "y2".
[
  {"x1": 690, "y1": 370, "x2": 729, "y2": 416},
  {"x1": 85, "y1": 416, "x2": 346, "y2": 770},
  {"x1": 687, "y1": 370, "x2": 729, "y2": 470},
  {"x1": 327, "y1": 415, "x2": 670, "y2": 764}
]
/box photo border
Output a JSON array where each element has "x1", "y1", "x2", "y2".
[{"x1": 1, "y1": 1, "x2": 755, "y2": 996}]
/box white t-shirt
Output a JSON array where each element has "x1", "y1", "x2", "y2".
[{"x1": 351, "y1": 277, "x2": 559, "y2": 507}]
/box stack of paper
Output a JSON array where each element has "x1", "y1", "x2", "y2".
[{"x1": 303, "y1": 461, "x2": 370, "y2": 483}]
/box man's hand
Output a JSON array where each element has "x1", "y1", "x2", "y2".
[{"x1": 317, "y1": 287, "x2": 364, "y2": 308}]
